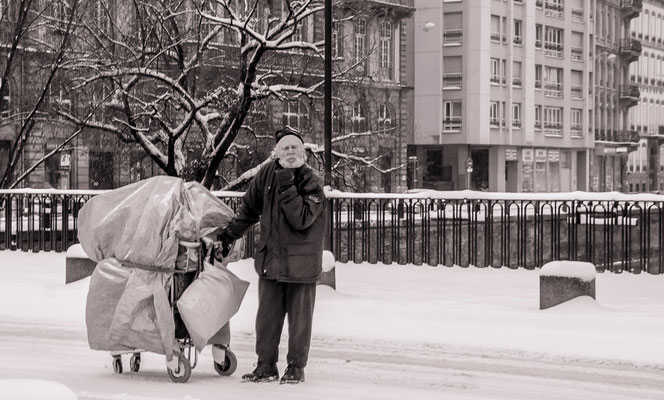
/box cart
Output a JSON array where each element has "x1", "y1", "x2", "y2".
[{"x1": 108, "y1": 240, "x2": 238, "y2": 383}]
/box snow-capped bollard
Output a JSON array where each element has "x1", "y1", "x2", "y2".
[
  {"x1": 539, "y1": 261, "x2": 596, "y2": 310},
  {"x1": 317, "y1": 250, "x2": 336, "y2": 290},
  {"x1": 65, "y1": 243, "x2": 96, "y2": 284}
]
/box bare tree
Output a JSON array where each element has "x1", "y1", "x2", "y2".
[
  {"x1": 58, "y1": 0, "x2": 406, "y2": 191},
  {"x1": 0, "y1": 0, "x2": 83, "y2": 189}
]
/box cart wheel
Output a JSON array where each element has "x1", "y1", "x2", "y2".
[
  {"x1": 213, "y1": 348, "x2": 237, "y2": 376},
  {"x1": 167, "y1": 355, "x2": 191, "y2": 383},
  {"x1": 112, "y1": 355, "x2": 123, "y2": 374},
  {"x1": 130, "y1": 353, "x2": 141, "y2": 372}
]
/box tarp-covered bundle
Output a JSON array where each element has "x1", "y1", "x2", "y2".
[{"x1": 79, "y1": 176, "x2": 247, "y2": 360}]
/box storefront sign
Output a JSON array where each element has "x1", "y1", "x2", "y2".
[
  {"x1": 548, "y1": 150, "x2": 560, "y2": 162},
  {"x1": 505, "y1": 148, "x2": 518, "y2": 161}
]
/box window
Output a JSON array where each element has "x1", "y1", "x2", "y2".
[
  {"x1": 571, "y1": 70, "x2": 583, "y2": 99},
  {"x1": 443, "y1": 56, "x2": 463, "y2": 89},
  {"x1": 332, "y1": 22, "x2": 343, "y2": 58},
  {"x1": 201, "y1": 1, "x2": 217, "y2": 40},
  {"x1": 502, "y1": 101, "x2": 506, "y2": 127},
  {"x1": 545, "y1": 0, "x2": 564, "y2": 18},
  {"x1": 571, "y1": 31, "x2": 583, "y2": 61},
  {"x1": 512, "y1": 103, "x2": 521, "y2": 127},
  {"x1": 571, "y1": 108, "x2": 582, "y2": 136},
  {"x1": 513, "y1": 61, "x2": 522, "y2": 87},
  {"x1": 543, "y1": 106, "x2": 563, "y2": 135},
  {"x1": 380, "y1": 21, "x2": 392, "y2": 69},
  {"x1": 536, "y1": 24, "x2": 543, "y2": 48},
  {"x1": 354, "y1": 19, "x2": 367, "y2": 64},
  {"x1": 535, "y1": 64, "x2": 542, "y2": 89},
  {"x1": 544, "y1": 66, "x2": 563, "y2": 97},
  {"x1": 490, "y1": 101, "x2": 500, "y2": 127},
  {"x1": 282, "y1": 101, "x2": 308, "y2": 130},
  {"x1": 0, "y1": 80, "x2": 10, "y2": 118},
  {"x1": 544, "y1": 26, "x2": 564, "y2": 58},
  {"x1": 443, "y1": 12, "x2": 463, "y2": 45},
  {"x1": 351, "y1": 102, "x2": 367, "y2": 132},
  {"x1": 490, "y1": 58, "x2": 500, "y2": 84},
  {"x1": 92, "y1": 0, "x2": 111, "y2": 33},
  {"x1": 491, "y1": 15, "x2": 500, "y2": 42},
  {"x1": 444, "y1": 101, "x2": 462, "y2": 131},
  {"x1": 535, "y1": 105, "x2": 542, "y2": 130},
  {"x1": 378, "y1": 104, "x2": 393, "y2": 132},
  {"x1": 513, "y1": 19, "x2": 522, "y2": 45},
  {"x1": 501, "y1": 60, "x2": 507, "y2": 85}
]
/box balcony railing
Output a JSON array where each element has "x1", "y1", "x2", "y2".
[
  {"x1": 535, "y1": 80, "x2": 542, "y2": 89},
  {"x1": 443, "y1": 29, "x2": 463, "y2": 45},
  {"x1": 491, "y1": 33, "x2": 501, "y2": 42},
  {"x1": 490, "y1": 118, "x2": 500, "y2": 127},
  {"x1": 512, "y1": 77, "x2": 522, "y2": 87},
  {"x1": 443, "y1": 73, "x2": 462, "y2": 89},
  {"x1": 544, "y1": 1, "x2": 564, "y2": 18},
  {"x1": 535, "y1": 121, "x2": 542, "y2": 130},
  {"x1": 443, "y1": 117, "x2": 462, "y2": 131},
  {"x1": 619, "y1": 84, "x2": 640, "y2": 102},
  {"x1": 544, "y1": 42, "x2": 563, "y2": 58},
  {"x1": 490, "y1": 75, "x2": 501, "y2": 85},
  {"x1": 571, "y1": 47, "x2": 583, "y2": 62},
  {"x1": 619, "y1": 38, "x2": 642, "y2": 63},
  {"x1": 571, "y1": 8, "x2": 584, "y2": 23},
  {"x1": 571, "y1": 125, "x2": 583, "y2": 136},
  {"x1": 544, "y1": 82, "x2": 563, "y2": 97},
  {"x1": 571, "y1": 85, "x2": 583, "y2": 99},
  {"x1": 513, "y1": 36, "x2": 522, "y2": 45}
]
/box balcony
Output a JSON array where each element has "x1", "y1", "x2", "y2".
[
  {"x1": 571, "y1": 125, "x2": 583, "y2": 137},
  {"x1": 571, "y1": 8, "x2": 584, "y2": 23},
  {"x1": 619, "y1": 39, "x2": 642, "y2": 63},
  {"x1": 513, "y1": 36, "x2": 522, "y2": 46},
  {"x1": 491, "y1": 33, "x2": 501, "y2": 42},
  {"x1": 536, "y1": 0, "x2": 543, "y2": 8},
  {"x1": 544, "y1": 1, "x2": 564, "y2": 18},
  {"x1": 619, "y1": 84, "x2": 640, "y2": 107},
  {"x1": 513, "y1": 77, "x2": 522, "y2": 87},
  {"x1": 571, "y1": 85, "x2": 583, "y2": 99},
  {"x1": 620, "y1": 0, "x2": 642, "y2": 20},
  {"x1": 490, "y1": 75, "x2": 501, "y2": 85}
]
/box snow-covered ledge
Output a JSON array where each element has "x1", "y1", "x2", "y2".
[
  {"x1": 539, "y1": 261, "x2": 596, "y2": 310},
  {"x1": 65, "y1": 244, "x2": 95, "y2": 284}
]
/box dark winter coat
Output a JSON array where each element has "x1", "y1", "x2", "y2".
[{"x1": 224, "y1": 160, "x2": 326, "y2": 283}]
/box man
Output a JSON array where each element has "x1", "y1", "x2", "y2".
[{"x1": 218, "y1": 127, "x2": 326, "y2": 384}]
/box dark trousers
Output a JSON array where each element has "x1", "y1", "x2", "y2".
[{"x1": 256, "y1": 278, "x2": 316, "y2": 369}]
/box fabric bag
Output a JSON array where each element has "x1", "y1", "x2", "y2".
[{"x1": 177, "y1": 262, "x2": 249, "y2": 351}]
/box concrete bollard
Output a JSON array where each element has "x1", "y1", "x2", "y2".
[
  {"x1": 317, "y1": 250, "x2": 336, "y2": 290},
  {"x1": 539, "y1": 261, "x2": 596, "y2": 310},
  {"x1": 65, "y1": 244, "x2": 96, "y2": 284}
]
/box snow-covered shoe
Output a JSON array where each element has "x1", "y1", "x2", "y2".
[
  {"x1": 280, "y1": 364, "x2": 305, "y2": 384},
  {"x1": 241, "y1": 362, "x2": 279, "y2": 382}
]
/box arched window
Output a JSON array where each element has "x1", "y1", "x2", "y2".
[
  {"x1": 378, "y1": 104, "x2": 393, "y2": 132},
  {"x1": 351, "y1": 102, "x2": 367, "y2": 133}
]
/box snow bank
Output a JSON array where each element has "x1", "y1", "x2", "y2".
[
  {"x1": 65, "y1": 243, "x2": 89, "y2": 259},
  {"x1": 0, "y1": 379, "x2": 77, "y2": 400},
  {"x1": 540, "y1": 261, "x2": 597, "y2": 281}
]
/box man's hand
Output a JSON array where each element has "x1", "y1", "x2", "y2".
[{"x1": 217, "y1": 230, "x2": 235, "y2": 259}]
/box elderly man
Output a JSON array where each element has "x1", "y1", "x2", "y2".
[{"x1": 218, "y1": 127, "x2": 326, "y2": 384}]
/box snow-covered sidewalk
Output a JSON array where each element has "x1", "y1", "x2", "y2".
[{"x1": 1, "y1": 250, "x2": 663, "y2": 367}]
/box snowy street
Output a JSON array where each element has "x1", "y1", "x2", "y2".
[{"x1": 1, "y1": 251, "x2": 663, "y2": 399}]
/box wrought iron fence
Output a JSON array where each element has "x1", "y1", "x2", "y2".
[{"x1": 1, "y1": 190, "x2": 662, "y2": 274}]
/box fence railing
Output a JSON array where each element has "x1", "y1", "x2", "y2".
[{"x1": 1, "y1": 189, "x2": 663, "y2": 274}]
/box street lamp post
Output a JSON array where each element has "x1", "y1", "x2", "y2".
[{"x1": 324, "y1": 0, "x2": 333, "y2": 251}]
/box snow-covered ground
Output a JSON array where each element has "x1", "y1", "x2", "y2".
[{"x1": 0, "y1": 250, "x2": 663, "y2": 399}]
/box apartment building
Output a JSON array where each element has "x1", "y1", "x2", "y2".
[
  {"x1": 411, "y1": 0, "x2": 595, "y2": 192},
  {"x1": 626, "y1": 0, "x2": 664, "y2": 192},
  {"x1": 592, "y1": 0, "x2": 642, "y2": 192}
]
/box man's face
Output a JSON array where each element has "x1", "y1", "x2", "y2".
[{"x1": 275, "y1": 135, "x2": 305, "y2": 168}]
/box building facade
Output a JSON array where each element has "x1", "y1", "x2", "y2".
[
  {"x1": 592, "y1": 0, "x2": 642, "y2": 192},
  {"x1": 626, "y1": 0, "x2": 664, "y2": 192},
  {"x1": 411, "y1": 0, "x2": 595, "y2": 192}
]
